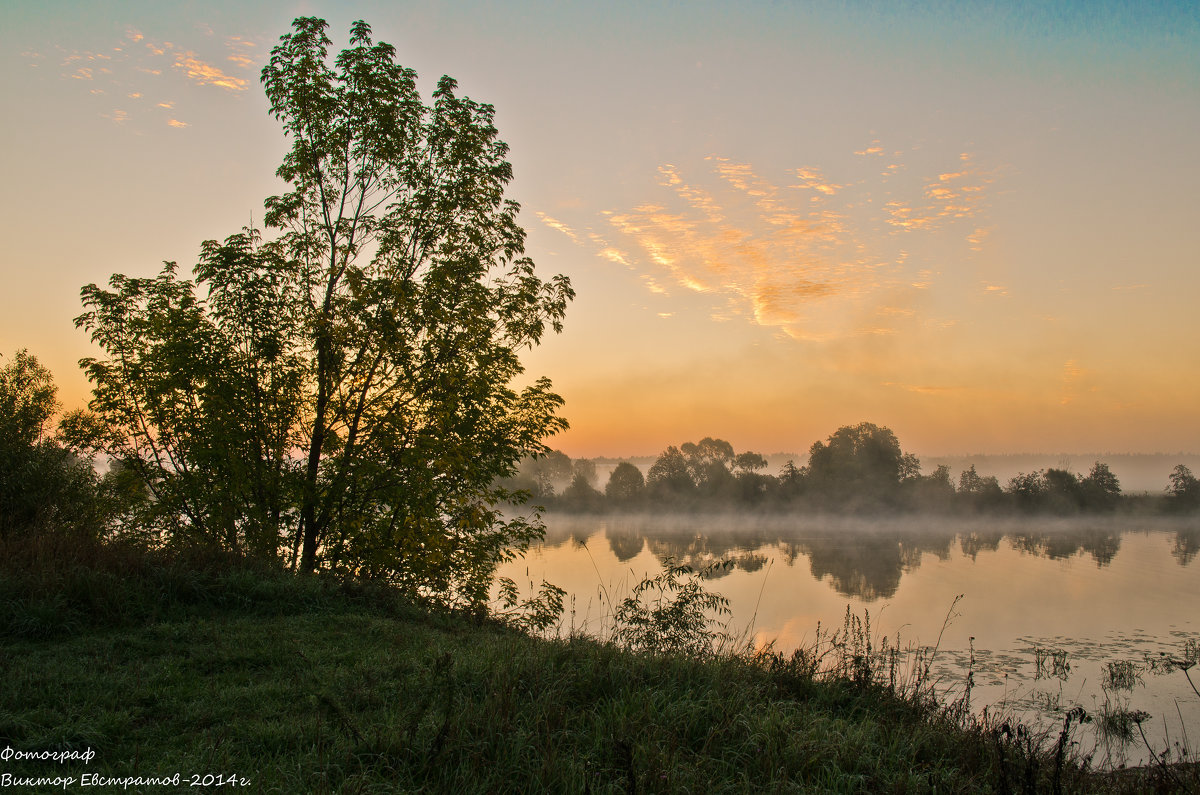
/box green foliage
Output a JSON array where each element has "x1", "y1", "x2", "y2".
[
  {"x1": 733, "y1": 451, "x2": 767, "y2": 475},
  {"x1": 901, "y1": 463, "x2": 956, "y2": 511},
  {"x1": 1005, "y1": 464, "x2": 1125, "y2": 513},
  {"x1": 0, "y1": 348, "x2": 57, "y2": 447},
  {"x1": 1007, "y1": 470, "x2": 1047, "y2": 510},
  {"x1": 560, "y1": 472, "x2": 604, "y2": 511},
  {"x1": 604, "y1": 461, "x2": 645, "y2": 503},
  {"x1": 74, "y1": 18, "x2": 572, "y2": 608},
  {"x1": 1081, "y1": 461, "x2": 1122, "y2": 510},
  {"x1": 958, "y1": 465, "x2": 1004, "y2": 511},
  {"x1": 612, "y1": 559, "x2": 732, "y2": 656},
  {"x1": 1167, "y1": 464, "x2": 1200, "y2": 509},
  {"x1": 75, "y1": 246, "x2": 304, "y2": 554},
  {"x1": 644, "y1": 438, "x2": 771, "y2": 503},
  {"x1": 806, "y1": 422, "x2": 906, "y2": 508},
  {"x1": 517, "y1": 449, "x2": 574, "y2": 499},
  {"x1": 492, "y1": 577, "x2": 566, "y2": 635},
  {"x1": 680, "y1": 437, "x2": 735, "y2": 492},
  {"x1": 646, "y1": 445, "x2": 695, "y2": 498},
  {"x1": 0, "y1": 350, "x2": 108, "y2": 538}
]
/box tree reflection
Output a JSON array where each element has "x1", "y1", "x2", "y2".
[
  {"x1": 1173, "y1": 526, "x2": 1200, "y2": 565},
  {"x1": 534, "y1": 516, "x2": 1193, "y2": 603},
  {"x1": 607, "y1": 529, "x2": 645, "y2": 562}
]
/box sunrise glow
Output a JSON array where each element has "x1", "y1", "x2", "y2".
[{"x1": 3, "y1": 0, "x2": 1198, "y2": 460}]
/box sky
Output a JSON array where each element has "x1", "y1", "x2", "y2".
[{"x1": 2, "y1": 0, "x2": 1198, "y2": 459}]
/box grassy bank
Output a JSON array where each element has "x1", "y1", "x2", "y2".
[{"x1": 0, "y1": 534, "x2": 1191, "y2": 793}]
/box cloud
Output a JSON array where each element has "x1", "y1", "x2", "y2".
[
  {"x1": 55, "y1": 26, "x2": 257, "y2": 130},
  {"x1": 536, "y1": 212, "x2": 581, "y2": 244},
  {"x1": 658, "y1": 164, "x2": 724, "y2": 222},
  {"x1": 541, "y1": 144, "x2": 999, "y2": 343},
  {"x1": 167, "y1": 118, "x2": 189, "y2": 128},
  {"x1": 967, "y1": 226, "x2": 992, "y2": 252},
  {"x1": 173, "y1": 52, "x2": 247, "y2": 91},
  {"x1": 884, "y1": 153, "x2": 996, "y2": 233},
  {"x1": 793, "y1": 167, "x2": 842, "y2": 196},
  {"x1": 225, "y1": 36, "x2": 258, "y2": 69},
  {"x1": 596, "y1": 160, "x2": 886, "y2": 340}
]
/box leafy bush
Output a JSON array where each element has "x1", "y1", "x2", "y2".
[{"x1": 612, "y1": 558, "x2": 732, "y2": 656}]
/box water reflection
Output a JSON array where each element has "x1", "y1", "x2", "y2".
[
  {"x1": 1174, "y1": 525, "x2": 1200, "y2": 564},
  {"x1": 539, "y1": 515, "x2": 1195, "y2": 602}
]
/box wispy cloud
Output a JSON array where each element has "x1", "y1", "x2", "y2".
[
  {"x1": 884, "y1": 153, "x2": 996, "y2": 233},
  {"x1": 225, "y1": 36, "x2": 257, "y2": 69},
  {"x1": 172, "y1": 52, "x2": 247, "y2": 91},
  {"x1": 793, "y1": 167, "x2": 842, "y2": 196},
  {"x1": 54, "y1": 25, "x2": 259, "y2": 130},
  {"x1": 583, "y1": 158, "x2": 885, "y2": 340},
  {"x1": 542, "y1": 143, "x2": 1000, "y2": 343},
  {"x1": 535, "y1": 212, "x2": 581, "y2": 244},
  {"x1": 967, "y1": 226, "x2": 992, "y2": 252}
]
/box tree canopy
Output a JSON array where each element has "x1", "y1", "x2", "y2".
[
  {"x1": 74, "y1": 18, "x2": 572, "y2": 608},
  {"x1": 806, "y1": 422, "x2": 905, "y2": 507},
  {"x1": 1, "y1": 351, "x2": 107, "y2": 537}
]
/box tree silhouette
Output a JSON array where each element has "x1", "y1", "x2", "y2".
[
  {"x1": 1168, "y1": 464, "x2": 1200, "y2": 510},
  {"x1": 647, "y1": 446, "x2": 695, "y2": 499},
  {"x1": 605, "y1": 462, "x2": 646, "y2": 504},
  {"x1": 1080, "y1": 461, "x2": 1121, "y2": 510},
  {"x1": 806, "y1": 423, "x2": 906, "y2": 508}
]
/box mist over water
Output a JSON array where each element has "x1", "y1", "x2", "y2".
[{"x1": 499, "y1": 513, "x2": 1200, "y2": 767}]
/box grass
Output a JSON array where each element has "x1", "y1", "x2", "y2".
[{"x1": 1, "y1": 531, "x2": 1196, "y2": 793}]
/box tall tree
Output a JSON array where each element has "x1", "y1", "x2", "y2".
[
  {"x1": 806, "y1": 422, "x2": 906, "y2": 507},
  {"x1": 75, "y1": 18, "x2": 572, "y2": 607},
  {"x1": 647, "y1": 446, "x2": 695, "y2": 498},
  {"x1": 1080, "y1": 461, "x2": 1121, "y2": 510},
  {"x1": 605, "y1": 462, "x2": 646, "y2": 503},
  {"x1": 1167, "y1": 464, "x2": 1200, "y2": 509}
]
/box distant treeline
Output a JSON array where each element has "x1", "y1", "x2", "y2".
[{"x1": 499, "y1": 423, "x2": 1200, "y2": 514}]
